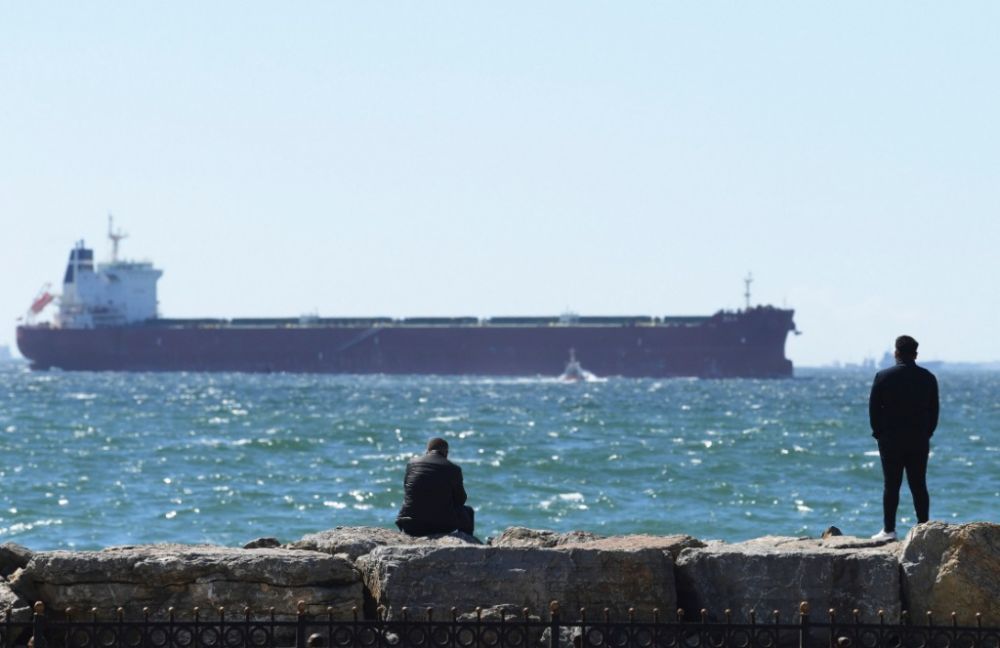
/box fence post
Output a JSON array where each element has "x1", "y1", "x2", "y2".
[
  {"x1": 296, "y1": 601, "x2": 307, "y2": 648},
  {"x1": 31, "y1": 602, "x2": 45, "y2": 648},
  {"x1": 798, "y1": 602, "x2": 810, "y2": 648},
  {"x1": 549, "y1": 601, "x2": 560, "y2": 648}
]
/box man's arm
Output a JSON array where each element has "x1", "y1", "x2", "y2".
[
  {"x1": 868, "y1": 373, "x2": 883, "y2": 438},
  {"x1": 927, "y1": 373, "x2": 939, "y2": 438},
  {"x1": 453, "y1": 466, "x2": 468, "y2": 507}
]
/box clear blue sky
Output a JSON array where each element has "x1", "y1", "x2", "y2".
[{"x1": 2, "y1": 3, "x2": 998, "y2": 366}]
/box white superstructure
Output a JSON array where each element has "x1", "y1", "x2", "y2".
[{"x1": 56, "y1": 222, "x2": 162, "y2": 329}]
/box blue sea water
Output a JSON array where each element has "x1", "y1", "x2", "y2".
[{"x1": 0, "y1": 364, "x2": 996, "y2": 550}]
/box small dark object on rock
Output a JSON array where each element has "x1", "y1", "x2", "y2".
[
  {"x1": 822, "y1": 526, "x2": 843, "y2": 539},
  {"x1": 243, "y1": 537, "x2": 281, "y2": 549}
]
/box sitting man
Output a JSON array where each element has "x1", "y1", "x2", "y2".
[{"x1": 395, "y1": 437, "x2": 475, "y2": 536}]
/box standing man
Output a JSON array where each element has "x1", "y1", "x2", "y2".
[
  {"x1": 868, "y1": 335, "x2": 939, "y2": 541},
  {"x1": 396, "y1": 437, "x2": 475, "y2": 536}
]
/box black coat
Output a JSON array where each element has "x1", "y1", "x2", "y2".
[
  {"x1": 868, "y1": 360, "x2": 939, "y2": 443},
  {"x1": 395, "y1": 451, "x2": 468, "y2": 535}
]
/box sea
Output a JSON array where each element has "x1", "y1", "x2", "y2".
[{"x1": 0, "y1": 364, "x2": 996, "y2": 550}]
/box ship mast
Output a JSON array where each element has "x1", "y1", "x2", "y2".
[
  {"x1": 743, "y1": 272, "x2": 753, "y2": 310},
  {"x1": 108, "y1": 213, "x2": 128, "y2": 262}
]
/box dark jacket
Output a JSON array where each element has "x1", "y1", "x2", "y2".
[
  {"x1": 395, "y1": 451, "x2": 467, "y2": 535},
  {"x1": 869, "y1": 360, "x2": 939, "y2": 442}
]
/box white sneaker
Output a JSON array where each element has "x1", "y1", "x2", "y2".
[{"x1": 870, "y1": 529, "x2": 897, "y2": 542}]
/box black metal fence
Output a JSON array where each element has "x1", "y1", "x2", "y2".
[{"x1": 3, "y1": 602, "x2": 998, "y2": 648}]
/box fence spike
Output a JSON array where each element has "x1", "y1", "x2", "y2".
[
  {"x1": 168, "y1": 607, "x2": 175, "y2": 621},
  {"x1": 701, "y1": 609, "x2": 708, "y2": 623},
  {"x1": 65, "y1": 607, "x2": 73, "y2": 620},
  {"x1": 877, "y1": 609, "x2": 884, "y2": 624},
  {"x1": 976, "y1": 613, "x2": 982, "y2": 628},
  {"x1": 402, "y1": 606, "x2": 409, "y2": 622},
  {"x1": 653, "y1": 608, "x2": 660, "y2": 624},
  {"x1": 951, "y1": 612, "x2": 958, "y2": 627},
  {"x1": 750, "y1": 609, "x2": 756, "y2": 625},
  {"x1": 926, "y1": 611, "x2": 933, "y2": 627},
  {"x1": 799, "y1": 602, "x2": 810, "y2": 616},
  {"x1": 33, "y1": 602, "x2": 44, "y2": 616},
  {"x1": 773, "y1": 610, "x2": 780, "y2": 624},
  {"x1": 327, "y1": 606, "x2": 334, "y2": 618},
  {"x1": 91, "y1": 607, "x2": 98, "y2": 620},
  {"x1": 628, "y1": 608, "x2": 635, "y2": 623},
  {"x1": 523, "y1": 607, "x2": 530, "y2": 621},
  {"x1": 829, "y1": 609, "x2": 836, "y2": 623},
  {"x1": 218, "y1": 606, "x2": 225, "y2": 618},
  {"x1": 550, "y1": 600, "x2": 560, "y2": 620},
  {"x1": 426, "y1": 607, "x2": 433, "y2": 622},
  {"x1": 143, "y1": 607, "x2": 150, "y2": 620},
  {"x1": 353, "y1": 607, "x2": 359, "y2": 622},
  {"x1": 852, "y1": 609, "x2": 860, "y2": 624},
  {"x1": 580, "y1": 608, "x2": 587, "y2": 623},
  {"x1": 604, "y1": 608, "x2": 610, "y2": 623},
  {"x1": 725, "y1": 609, "x2": 732, "y2": 623},
  {"x1": 297, "y1": 601, "x2": 307, "y2": 615},
  {"x1": 117, "y1": 607, "x2": 124, "y2": 620}
]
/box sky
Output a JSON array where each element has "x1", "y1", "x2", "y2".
[{"x1": 2, "y1": 3, "x2": 998, "y2": 366}]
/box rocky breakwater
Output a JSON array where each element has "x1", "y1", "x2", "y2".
[{"x1": 1, "y1": 522, "x2": 997, "y2": 628}]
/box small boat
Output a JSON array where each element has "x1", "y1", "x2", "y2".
[{"x1": 558, "y1": 348, "x2": 592, "y2": 382}]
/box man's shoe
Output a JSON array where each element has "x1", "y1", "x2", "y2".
[{"x1": 870, "y1": 529, "x2": 897, "y2": 542}]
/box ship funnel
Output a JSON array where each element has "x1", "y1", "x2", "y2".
[{"x1": 63, "y1": 241, "x2": 94, "y2": 285}]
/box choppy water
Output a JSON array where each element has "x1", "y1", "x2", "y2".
[{"x1": 0, "y1": 364, "x2": 996, "y2": 550}]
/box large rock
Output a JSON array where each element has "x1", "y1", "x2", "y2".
[
  {"x1": 0, "y1": 577, "x2": 31, "y2": 623},
  {"x1": 358, "y1": 543, "x2": 675, "y2": 621},
  {"x1": 288, "y1": 527, "x2": 481, "y2": 562},
  {"x1": 899, "y1": 521, "x2": 1000, "y2": 625},
  {"x1": 9, "y1": 544, "x2": 362, "y2": 619},
  {"x1": 0, "y1": 543, "x2": 32, "y2": 579},
  {"x1": 675, "y1": 535, "x2": 901, "y2": 622}
]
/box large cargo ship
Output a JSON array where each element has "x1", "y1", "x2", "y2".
[{"x1": 16, "y1": 228, "x2": 798, "y2": 377}]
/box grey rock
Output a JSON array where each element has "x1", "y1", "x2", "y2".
[
  {"x1": 489, "y1": 527, "x2": 602, "y2": 548},
  {"x1": 288, "y1": 526, "x2": 480, "y2": 562},
  {"x1": 358, "y1": 543, "x2": 674, "y2": 621},
  {"x1": 899, "y1": 521, "x2": 1000, "y2": 625},
  {"x1": 0, "y1": 577, "x2": 31, "y2": 623},
  {"x1": 675, "y1": 535, "x2": 901, "y2": 622},
  {"x1": 10, "y1": 544, "x2": 361, "y2": 619},
  {"x1": 561, "y1": 534, "x2": 706, "y2": 561},
  {"x1": 243, "y1": 537, "x2": 282, "y2": 549},
  {"x1": 0, "y1": 543, "x2": 32, "y2": 578}
]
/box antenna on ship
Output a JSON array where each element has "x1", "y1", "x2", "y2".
[
  {"x1": 743, "y1": 272, "x2": 753, "y2": 310},
  {"x1": 108, "y1": 213, "x2": 128, "y2": 262}
]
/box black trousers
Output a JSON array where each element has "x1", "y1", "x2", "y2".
[
  {"x1": 877, "y1": 438, "x2": 930, "y2": 532},
  {"x1": 397, "y1": 506, "x2": 475, "y2": 536}
]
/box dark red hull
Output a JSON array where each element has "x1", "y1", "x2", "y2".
[{"x1": 16, "y1": 308, "x2": 796, "y2": 378}]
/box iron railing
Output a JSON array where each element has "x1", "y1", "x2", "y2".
[{"x1": 2, "y1": 602, "x2": 997, "y2": 648}]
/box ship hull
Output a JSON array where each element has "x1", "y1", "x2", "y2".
[{"x1": 16, "y1": 309, "x2": 796, "y2": 378}]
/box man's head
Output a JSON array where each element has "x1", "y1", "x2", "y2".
[
  {"x1": 426, "y1": 437, "x2": 449, "y2": 456},
  {"x1": 894, "y1": 335, "x2": 919, "y2": 361}
]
